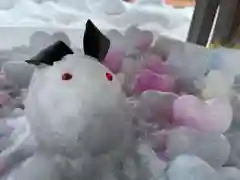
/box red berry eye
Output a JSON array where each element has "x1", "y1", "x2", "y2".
[
  {"x1": 62, "y1": 72, "x2": 73, "y2": 81},
  {"x1": 106, "y1": 72, "x2": 113, "y2": 81}
]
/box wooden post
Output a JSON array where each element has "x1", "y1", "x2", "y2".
[
  {"x1": 187, "y1": 0, "x2": 219, "y2": 46},
  {"x1": 211, "y1": 0, "x2": 240, "y2": 46}
]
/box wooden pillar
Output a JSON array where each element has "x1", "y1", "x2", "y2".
[
  {"x1": 211, "y1": 0, "x2": 240, "y2": 46},
  {"x1": 187, "y1": 0, "x2": 219, "y2": 46}
]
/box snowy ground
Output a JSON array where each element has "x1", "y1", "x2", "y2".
[
  {"x1": 0, "y1": 1, "x2": 215, "y2": 180},
  {"x1": 1, "y1": 1, "x2": 240, "y2": 180},
  {"x1": 1, "y1": 22, "x2": 240, "y2": 180},
  {"x1": 0, "y1": 0, "x2": 194, "y2": 41}
]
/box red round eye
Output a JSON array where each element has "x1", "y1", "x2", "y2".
[
  {"x1": 62, "y1": 72, "x2": 72, "y2": 81},
  {"x1": 106, "y1": 72, "x2": 113, "y2": 81}
]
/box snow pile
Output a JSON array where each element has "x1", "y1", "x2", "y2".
[
  {"x1": 0, "y1": 22, "x2": 238, "y2": 179},
  {"x1": 0, "y1": 0, "x2": 193, "y2": 40}
]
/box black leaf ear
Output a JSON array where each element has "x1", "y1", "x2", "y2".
[
  {"x1": 83, "y1": 19, "x2": 110, "y2": 62},
  {"x1": 26, "y1": 40, "x2": 74, "y2": 66},
  {"x1": 25, "y1": 60, "x2": 41, "y2": 65}
]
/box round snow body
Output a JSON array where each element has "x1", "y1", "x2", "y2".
[{"x1": 24, "y1": 53, "x2": 133, "y2": 158}]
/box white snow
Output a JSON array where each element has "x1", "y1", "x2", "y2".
[
  {"x1": 0, "y1": 0, "x2": 194, "y2": 50},
  {"x1": 0, "y1": 0, "x2": 193, "y2": 41},
  {"x1": 0, "y1": 1, "x2": 239, "y2": 179},
  {"x1": 0, "y1": 0, "x2": 196, "y2": 179},
  {"x1": 167, "y1": 155, "x2": 219, "y2": 180}
]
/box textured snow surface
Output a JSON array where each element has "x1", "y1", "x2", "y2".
[
  {"x1": 0, "y1": 0, "x2": 193, "y2": 41},
  {"x1": 3, "y1": 1, "x2": 239, "y2": 180}
]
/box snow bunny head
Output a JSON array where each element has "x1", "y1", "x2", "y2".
[{"x1": 24, "y1": 20, "x2": 132, "y2": 158}]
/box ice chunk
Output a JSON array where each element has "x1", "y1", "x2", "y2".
[
  {"x1": 29, "y1": 31, "x2": 71, "y2": 56},
  {"x1": 173, "y1": 95, "x2": 233, "y2": 133},
  {"x1": 106, "y1": 29, "x2": 125, "y2": 49},
  {"x1": 167, "y1": 155, "x2": 218, "y2": 180},
  {"x1": 148, "y1": 130, "x2": 168, "y2": 157},
  {"x1": 2, "y1": 61, "x2": 34, "y2": 89},
  {"x1": 0, "y1": 0, "x2": 16, "y2": 10},
  {"x1": 87, "y1": 0, "x2": 126, "y2": 14},
  {"x1": 7, "y1": 46, "x2": 33, "y2": 63},
  {"x1": 0, "y1": 120, "x2": 14, "y2": 152},
  {"x1": 175, "y1": 77, "x2": 203, "y2": 95},
  {"x1": 137, "y1": 143, "x2": 167, "y2": 179},
  {"x1": 141, "y1": 53, "x2": 170, "y2": 75},
  {"x1": 0, "y1": 106, "x2": 14, "y2": 118},
  {"x1": 10, "y1": 108, "x2": 25, "y2": 118},
  {"x1": 103, "y1": 47, "x2": 125, "y2": 74},
  {"x1": 6, "y1": 154, "x2": 62, "y2": 180},
  {"x1": 0, "y1": 120, "x2": 13, "y2": 138},
  {"x1": 216, "y1": 48, "x2": 240, "y2": 77},
  {"x1": 226, "y1": 132, "x2": 240, "y2": 168},
  {"x1": 207, "y1": 51, "x2": 223, "y2": 70},
  {"x1": 121, "y1": 57, "x2": 143, "y2": 95},
  {"x1": 167, "y1": 43, "x2": 211, "y2": 78},
  {"x1": 7, "y1": 116, "x2": 29, "y2": 140},
  {"x1": 29, "y1": 31, "x2": 53, "y2": 49},
  {"x1": 153, "y1": 35, "x2": 183, "y2": 60},
  {"x1": 0, "y1": 73, "x2": 14, "y2": 92},
  {"x1": 0, "y1": 55, "x2": 10, "y2": 72},
  {"x1": 133, "y1": 69, "x2": 175, "y2": 93},
  {"x1": 165, "y1": 127, "x2": 231, "y2": 168},
  {"x1": 202, "y1": 70, "x2": 233, "y2": 99},
  {"x1": 135, "y1": 31, "x2": 153, "y2": 51},
  {"x1": 104, "y1": 31, "x2": 126, "y2": 73},
  {"x1": 217, "y1": 167, "x2": 240, "y2": 180},
  {"x1": 136, "y1": 90, "x2": 178, "y2": 126},
  {"x1": 7, "y1": 97, "x2": 25, "y2": 111},
  {"x1": 51, "y1": 32, "x2": 71, "y2": 47},
  {"x1": 0, "y1": 91, "x2": 11, "y2": 106},
  {"x1": 125, "y1": 27, "x2": 153, "y2": 53},
  {"x1": 20, "y1": 89, "x2": 28, "y2": 101},
  {"x1": 0, "y1": 137, "x2": 12, "y2": 152}
]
